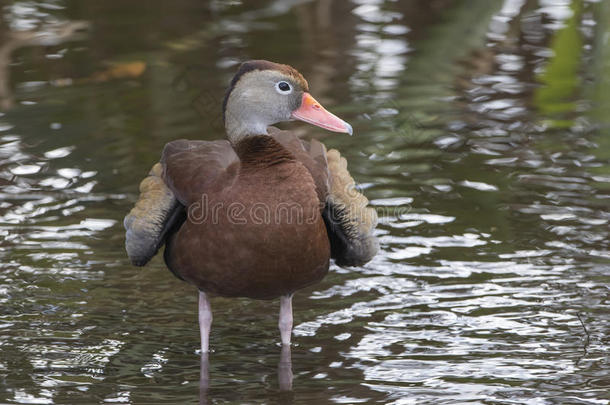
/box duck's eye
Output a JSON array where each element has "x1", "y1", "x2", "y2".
[{"x1": 275, "y1": 81, "x2": 292, "y2": 94}]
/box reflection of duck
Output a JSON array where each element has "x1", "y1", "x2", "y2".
[{"x1": 124, "y1": 60, "x2": 378, "y2": 353}]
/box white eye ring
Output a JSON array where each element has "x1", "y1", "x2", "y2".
[{"x1": 275, "y1": 81, "x2": 292, "y2": 95}]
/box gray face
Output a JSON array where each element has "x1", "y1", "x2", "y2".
[{"x1": 224, "y1": 70, "x2": 306, "y2": 141}]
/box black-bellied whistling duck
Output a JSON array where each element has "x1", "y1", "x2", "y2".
[{"x1": 124, "y1": 60, "x2": 378, "y2": 353}]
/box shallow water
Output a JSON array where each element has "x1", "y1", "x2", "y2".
[{"x1": 0, "y1": 0, "x2": 609, "y2": 404}]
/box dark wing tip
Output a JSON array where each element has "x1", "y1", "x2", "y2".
[
  {"x1": 125, "y1": 202, "x2": 185, "y2": 267},
  {"x1": 323, "y1": 203, "x2": 378, "y2": 267}
]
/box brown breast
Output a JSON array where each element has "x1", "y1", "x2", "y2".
[{"x1": 164, "y1": 136, "x2": 330, "y2": 299}]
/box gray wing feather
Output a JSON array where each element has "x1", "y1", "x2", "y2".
[
  {"x1": 124, "y1": 163, "x2": 182, "y2": 266},
  {"x1": 323, "y1": 149, "x2": 378, "y2": 267}
]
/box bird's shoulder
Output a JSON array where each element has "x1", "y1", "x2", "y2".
[{"x1": 161, "y1": 139, "x2": 239, "y2": 205}]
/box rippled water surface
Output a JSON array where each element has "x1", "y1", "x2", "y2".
[{"x1": 1, "y1": 0, "x2": 609, "y2": 404}]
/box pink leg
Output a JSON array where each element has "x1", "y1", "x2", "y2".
[
  {"x1": 198, "y1": 291, "x2": 212, "y2": 353},
  {"x1": 278, "y1": 294, "x2": 293, "y2": 345}
]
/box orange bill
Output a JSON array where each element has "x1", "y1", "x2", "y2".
[{"x1": 291, "y1": 92, "x2": 353, "y2": 135}]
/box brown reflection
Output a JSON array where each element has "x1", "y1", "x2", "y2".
[{"x1": 0, "y1": 20, "x2": 88, "y2": 110}]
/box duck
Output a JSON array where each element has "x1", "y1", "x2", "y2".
[{"x1": 124, "y1": 60, "x2": 378, "y2": 353}]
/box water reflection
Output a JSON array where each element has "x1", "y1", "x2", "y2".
[
  {"x1": 277, "y1": 345, "x2": 293, "y2": 392},
  {"x1": 199, "y1": 353, "x2": 209, "y2": 404},
  {"x1": 0, "y1": 2, "x2": 88, "y2": 109},
  {"x1": 1, "y1": 0, "x2": 609, "y2": 404},
  {"x1": 350, "y1": 0, "x2": 410, "y2": 93}
]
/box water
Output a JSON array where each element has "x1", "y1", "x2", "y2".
[{"x1": 0, "y1": 0, "x2": 608, "y2": 403}]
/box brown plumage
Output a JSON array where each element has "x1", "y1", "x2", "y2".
[
  {"x1": 124, "y1": 60, "x2": 377, "y2": 352},
  {"x1": 162, "y1": 133, "x2": 330, "y2": 299}
]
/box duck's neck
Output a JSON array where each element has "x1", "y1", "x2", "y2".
[
  {"x1": 234, "y1": 135, "x2": 295, "y2": 169},
  {"x1": 226, "y1": 121, "x2": 268, "y2": 144},
  {"x1": 224, "y1": 104, "x2": 270, "y2": 144}
]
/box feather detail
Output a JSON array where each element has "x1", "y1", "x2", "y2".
[
  {"x1": 324, "y1": 149, "x2": 378, "y2": 266},
  {"x1": 124, "y1": 163, "x2": 181, "y2": 266}
]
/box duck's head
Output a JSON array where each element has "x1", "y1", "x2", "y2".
[{"x1": 223, "y1": 60, "x2": 353, "y2": 143}]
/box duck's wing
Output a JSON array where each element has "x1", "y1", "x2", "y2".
[
  {"x1": 124, "y1": 139, "x2": 238, "y2": 266},
  {"x1": 161, "y1": 139, "x2": 238, "y2": 205},
  {"x1": 323, "y1": 149, "x2": 378, "y2": 267},
  {"x1": 269, "y1": 127, "x2": 378, "y2": 267},
  {"x1": 123, "y1": 162, "x2": 182, "y2": 266}
]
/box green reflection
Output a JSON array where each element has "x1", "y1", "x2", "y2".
[
  {"x1": 588, "y1": 0, "x2": 610, "y2": 178},
  {"x1": 533, "y1": 0, "x2": 583, "y2": 127}
]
